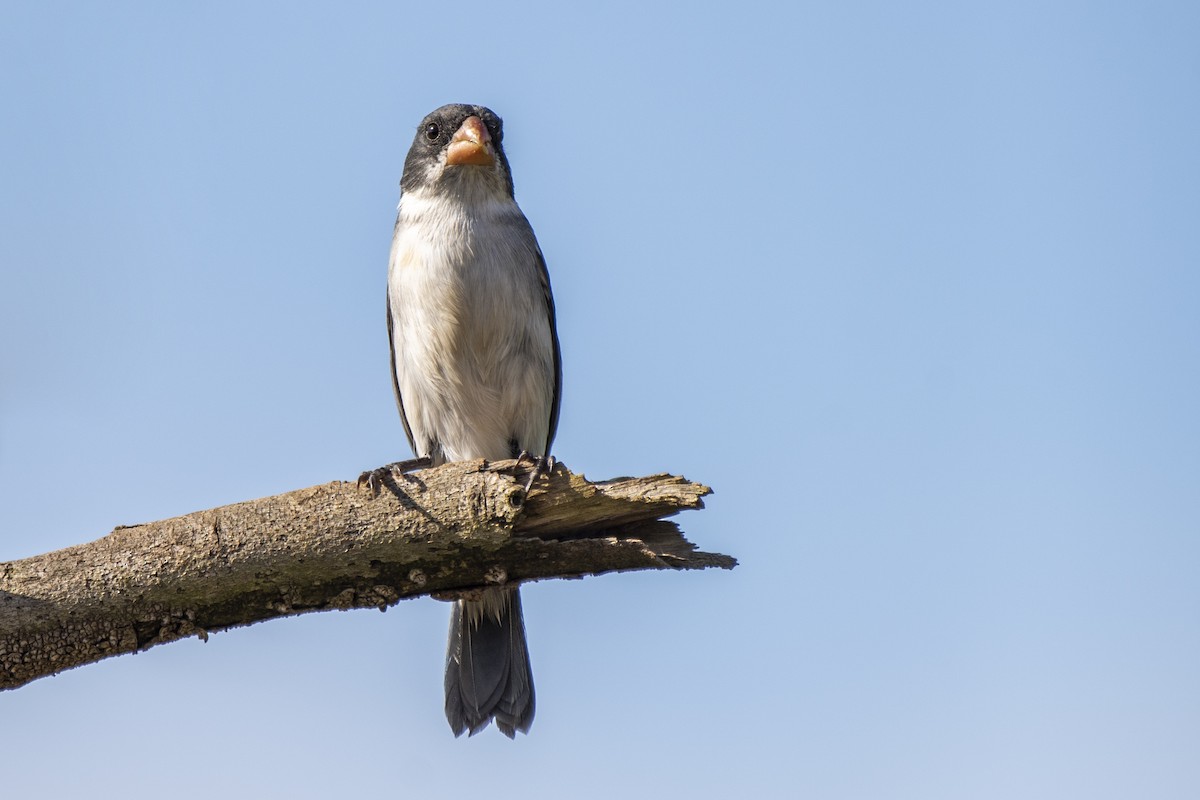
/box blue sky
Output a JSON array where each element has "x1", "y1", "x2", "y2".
[{"x1": 2, "y1": 2, "x2": 1198, "y2": 797}]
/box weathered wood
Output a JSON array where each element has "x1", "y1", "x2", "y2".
[{"x1": 0, "y1": 460, "x2": 732, "y2": 690}]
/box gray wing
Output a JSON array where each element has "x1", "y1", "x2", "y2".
[
  {"x1": 386, "y1": 289, "x2": 418, "y2": 456},
  {"x1": 537, "y1": 247, "x2": 563, "y2": 457}
]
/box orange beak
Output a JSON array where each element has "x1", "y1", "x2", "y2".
[{"x1": 445, "y1": 116, "x2": 495, "y2": 167}]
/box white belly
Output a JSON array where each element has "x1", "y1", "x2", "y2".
[{"x1": 387, "y1": 189, "x2": 555, "y2": 464}]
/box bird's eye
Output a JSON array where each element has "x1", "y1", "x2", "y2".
[{"x1": 425, "y1": 123, "x2": 440, "y2": 141}]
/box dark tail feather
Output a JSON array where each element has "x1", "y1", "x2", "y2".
[{"x1": 444, "y1": 587, "x2": 535, "y2": 738}]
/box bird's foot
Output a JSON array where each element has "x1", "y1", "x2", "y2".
[
  {"x1": 514, "y1": 451, "x2": 556, "y2": 493},
  {"x1": 357, "y1": 456, "x2": 433, "y2": 496}
]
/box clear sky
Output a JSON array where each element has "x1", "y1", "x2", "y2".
[{"x1": 2, "y1": 2, "x2": 1198, "y2": 798}]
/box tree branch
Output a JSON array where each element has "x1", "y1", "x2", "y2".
[{"x1": 0, "y1": 460, "x2": 733, "y2": 690}]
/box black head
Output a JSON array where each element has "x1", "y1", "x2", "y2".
[{"x1": 400, "y1": 104, "x2": 514, "y2": 197}]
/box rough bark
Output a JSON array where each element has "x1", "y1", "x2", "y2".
[{"x1": 0, "y1": 459, "x2": 733, "y2": 691}]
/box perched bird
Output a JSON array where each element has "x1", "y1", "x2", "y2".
[{"x1": 381, "y1": 104, "x2": 561, "y2": 737}]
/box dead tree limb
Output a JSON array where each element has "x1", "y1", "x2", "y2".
[{"x1": 0, "y1": 460, "x2": 733, "y2": 690}]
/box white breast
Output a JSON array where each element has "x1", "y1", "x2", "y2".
[{"x1": 387, "y1": 186, "x2": 556, "y2": 464}]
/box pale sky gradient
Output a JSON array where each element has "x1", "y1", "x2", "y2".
[{"x1": 2, "y1": 3, "x2": 1198, "y2": 798}]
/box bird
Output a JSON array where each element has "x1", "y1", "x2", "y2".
[{"x1": 376, "y1": 103, "x2": 561, "y2": 737}]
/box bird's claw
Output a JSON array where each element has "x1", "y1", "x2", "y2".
[
  {"x1": 357, "y1": 456, "x2": 433, "y2": 496},
  {"x1": 514, "y1": 451, "x2": 555, "y2": 493}
]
